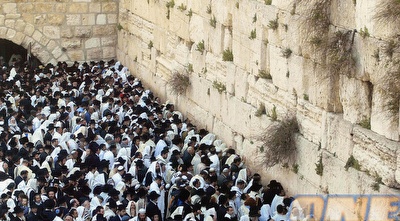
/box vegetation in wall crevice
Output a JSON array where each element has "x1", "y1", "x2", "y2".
[
  {"x1": 257, "y1": 116, "x2": 299, "y2": 167},
  {"x1": 168, "y1": 71, "x2": 190, "y2": 95}
]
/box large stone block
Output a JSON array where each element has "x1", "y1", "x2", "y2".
[
  {"x1": 339, "y1": 75, "x2": 372, "y2": 124},
  {"x1": 89, "y1": 3, "x2": 102, "y2": 13},
  {"x1": 67, "y1": 50, "x2": 84, "y2": 62},
  {"x1": 96, "y1": 14, "x2": 107, "y2": 25},
  {"x1": 93, "y1": 25, "x2": 115, "y2": 36},
  {"x1": 352, "y1": 126, "x2": 399, "y2": 188},
  {"x1": 3, "y1": 3, "x2": 17, "y2": 14},
  {"x1": 86, "y1": 48, "x2": 103, "y2": 60},
  {"x1": 321, "y1": 113, "x2": 354, "y2": 162},
  {"x1": 102, "y1": 2, "x2": 118, "y2": 13},
  {"x1": 81, "y1": 14, "x2": 96, "y2": 26},
  {"x1": 4, "y1": 20, "x2": 15, "y2": 29},
  {"x1": 68, "y1": 3, "x2": 88, "y2": 13},
  {"x1": 17, "y1": 3, "x2": 34, "y2": 13},
  {"x1": 66, "y1": 14, "x2": 82, "y2": 26},
  {"x1": 269, "y1": 44, "x2": 289, "y2": 91},
  {"x1": 62, "y1": 39, "x2": 81, "y2": 49},
  {"x1": 74, "y1": 26, "x2": 92, "y2": 38},
  {"x1": 330, "y1": 0, "x2": 356, "y2": 30},
  {"x1": 43, "y1": 26, "x2": 60, "y2": 39},
  {"x1": 85, "y1": 37, "x2": 100, "y2": 49},
  {"x1": 14, "y1": 20, "x2": 25, "y2": 32}
]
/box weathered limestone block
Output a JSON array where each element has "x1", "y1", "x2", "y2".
[
  {"x1": 101, "y1": 36, "x2": 116, "y2": 47},
  {"x1": 233, "y1": 67, "x2": 249, "y2": 101},
  {"x1": 269, "y1": 44, "x2": 289, "y2": 91},
  {"x1": 352, "y1": 126, "x2": 399, "y2": 188},
  {"x1": 3, "y1": 3, "x2": 17, "y2": 14},
  {"x1": 47, "y1": 14, "x2": 65, "y2": 25},
  {"x1": 4, "y1": 20, "x2": 15, "y2": 29},
  {"x1": 213, "y1": 0, "x2": 234, "y2": 26},
  {"x1": 321, "y1": 113, "x2": 354, "y2": 162},
  {"x1": 23, "y1": 23, "x2": 35, "y2": 37},
  {"x1": 35, "y1": 3, "x2": 54, "y2": 14},
  {"x1": 60, "y1": 27, "x2": 73, "y2": 39},
  {"x1": 74, "y1": 26, "x2": 92, "y2": 38},
  {"x1": 297, "y1": 100, "x2": 324, "y2": 144},
  {"x1": 55, "y1": 3, "x2": 67, "y2": 13},
  {"x1": 6, "y1": 14, "x2": 20, "y2": 19},
  {"x1": 61, "y1": 39, "x2": 81, "y2": 49},
  {"x1": 17, "y1": 3, "x2": 34, "y2": 13},
  {"x1": 107, "y1": 14, "x2": 118, "y2": 24},
  {"x1": 330, "y1": 0, "x2": 356, "y2": 30},
  {"x1": 67, "y1": 50, "x2": 84, "y2": 62},
  {"x1": 339, "y1": 75, "x2": 371, "y2": 124},
  {"x1": 185, "y1": 75, "x2": 212, "y2": 111},
  {"x1": 43, "y1": 26, "x2": 60, "y2": 39},
  {"x1": 102, "y1": 46, "x2": 116, "y2": 59},
  {"x1": 14, "y1": 20, "x2": 25, "y2": 32},
  {"x1": 80, "y1": 14, "x2": 95, "y2": 26},
  {"x1": 370, "y1": 88, "x2": 399, "y2": 141},
  {"x1": 188, "y1": 15, "x2": 207, "y2": 44},
  {"x1": 212, "y1": 117, "x2": 235, "y2": 147},
  {"x1": 66, "y1": 14, "x2": 82, "y2": 26},
  {"x1": 93, "y1": 25, "x2": 115, "y2": 36},
  {"x1": 47, "y1": 40, "x2": 58, "y2": 52},
  {"x1": 352, "y1": 35, "x2": 379, "y2": 82},
  {"x1": 12, "y1": 32, "x2": 24, "y2": 45},
  {"x1": 68, "y1": 3, "x2": 88, "y2": 13},
  {"x1": 287, "y1": 54, "x2": 304, "y2": 96},
  {"x1": 0, "y1": 16, "x2": 4, "y2": 26},
  {"x1": 85, "y1": 38, "x2": 100, "y2": 49},
  {"x1": 169, "y1": 10, "x2": 190, "y2": 41},
  {"x1": 224, "y1": 95, "x2": 254, "y2": 138},
  {"x1": 96, "y1": 14, "x2": 107, "y2": 25},
  {"x1": 102, "y1": 2, "x2": 118, "y2": 13},
  {"x1": 52, "y1": 46, "x2": 63, "y2": 60},
  {"x1": 89, "y1": 3, "x2": 102, "y2": 13}
]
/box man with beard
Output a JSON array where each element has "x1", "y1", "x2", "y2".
[{"x1": 131, "y1": 208, "x2": 151, "y2": 221}]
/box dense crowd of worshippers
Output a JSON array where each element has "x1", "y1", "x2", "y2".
[{"x1": 0, "y1": 58, "x2": 303, "y2": 221}]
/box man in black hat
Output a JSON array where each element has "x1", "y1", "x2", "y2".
[
  {"x1": 10, "y1": 206, "x2": 25, "y2": 221},
  {"x1": 146, "y1": 190, "x2": 162, "y2": 221}
]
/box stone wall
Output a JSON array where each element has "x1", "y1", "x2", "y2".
[
  {"x1": 0, "y1": 0, "x2": 118, "y2": 64},
  {"x1": 117, "y1": 0, "x2": 400, "y2": 195}
]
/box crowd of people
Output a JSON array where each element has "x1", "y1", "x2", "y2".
[{"x1": 0, "y1": 57, "x2": 303, "y2": 221}]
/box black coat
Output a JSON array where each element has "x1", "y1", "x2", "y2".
[{"x1": 146, "y1": 200, "x2": 161, "y2": 220}]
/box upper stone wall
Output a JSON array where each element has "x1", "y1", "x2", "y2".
[
  {"x1": 0, "y1": 0, "x2": 118, "y2": 64},
  {"x1": 117, "y1": 0, "x2": 400, "y2": 194}
]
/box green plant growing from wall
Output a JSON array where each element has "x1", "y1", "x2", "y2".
[
  {"x1": 268, "y1": 19, "x2": 279, "y2": 30},
  {"x1": 384, "y1": 40, "x2": 397, "y2": 59},
  {"x1": 303, "y1": 94, "x2": 309, "y2": 101},
  {"x1": 372, "y1": 49, "x2": 380, "y2": 62},
  {"x1": 286, "y1": 71, "x2": 290, "y2": 78},
  {"x1": 206, "y1": 4, "x2": 212, "y2": 14},
  {"x1": 255, "y1": 104, "x2": 266, "y2": 117},
  {"x1": 358, "y1": 117, "x2": 371, "y2": 129},
  {"x1": 222, "y1": 48, "x2": 233, "y2": 61},
  {"x1": 210, "y1": 15, "x2": 217, "y2": 28},
  {"x1": 292, "y1": 163, "x2": 299, "y2": 174},
  {"x1": 186, "y1": 9, "x2": 193, "y2": 18},
  {"x1": 283, "y1": 24, "x2": 288, "y2": 31},
  {"x1": 212, "y1": 81, "x2": 226, "y2": 93},
  {"x1": 236, "y1": 2, "x2": 239, "y2": 9},
  {"x1": 327, "y1": 30, "x2": 355, "y2": 77},
  {"x1": 177, "y1": 3, "x2": 186, "y2": 11},
  {"x1": 265, "y1": 0, "x2": 272, "y2": 5},
  {"x1": 168, "y1": 71, "x2": 190, "y2": 95},
  {"x1": 374, "y1": 0, "x2": 400, "y2": 23},
  {"x1": 117, "y1": 23, "x2": 123, "y2": 31},
  {"x1": 249, "y1": 29, "x2": 256, "y2": 40},
  {"x1": 344, "y1": 155, "x2": 361, "y2": 171},
  {"x1": 281, "y1": 48, "x2": 292, "y2": 58},
  {"x1": 309, "y1": 36, "x2": 323, "y2": 46},
  {"x1": 166, "y1": 0, "x2": 175, "y2": 19},
  {"x1": 267, "y1": 105, "x2": 277, "y2": 121},
  {"x1": 148, "y1": 41, "x2": 153, "y2": 49},
  {"x1": 253, "y1": 14, "x2": 257, "y2": 23},
  {"x1": 359, "y1": 26, "x2": 370, "y2": 39},
  {"x1": 187, "y1": 63, "x2": 193, "y2": 73},
  {"x1": 315, "y1": 155, "x2": 324, "y2": 176},
  {"x1": 166, "y1": 0, "x2": 175, "y2": 8},
  {"x1": 258, "y1": 70, "x2": 272, "y2": 79},
  {"x1": 381, "y1": 56, "x2": 400, "y2": 114},
  {"x1": 257, "y1": 116, "x2": 299, "y2": 167},
  {"x1": 371, "y1": 173, "x2": 383, "y2": 192},
  {"x1": 196, "y1": 40, "x2": 205, "y2": 55}
]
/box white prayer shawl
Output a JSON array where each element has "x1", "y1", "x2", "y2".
[{"x1": 154, "y1": 139, "x2": 167, "y2": 158}]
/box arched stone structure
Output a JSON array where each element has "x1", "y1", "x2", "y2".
[
  {"x1": 0, "y1": 23, "x2": 65, "y2": 64},
  {"x1": 0, "y1": 0, "x2": 118, "y2": 65}
]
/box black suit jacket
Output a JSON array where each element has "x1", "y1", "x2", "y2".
[{"x1": 146, "y1": 200, "x2": 161, "y2": 220}]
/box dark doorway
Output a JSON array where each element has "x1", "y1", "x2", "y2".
[{"x1": 0, "y1": 39, "x2": 41, "y2": 68}]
